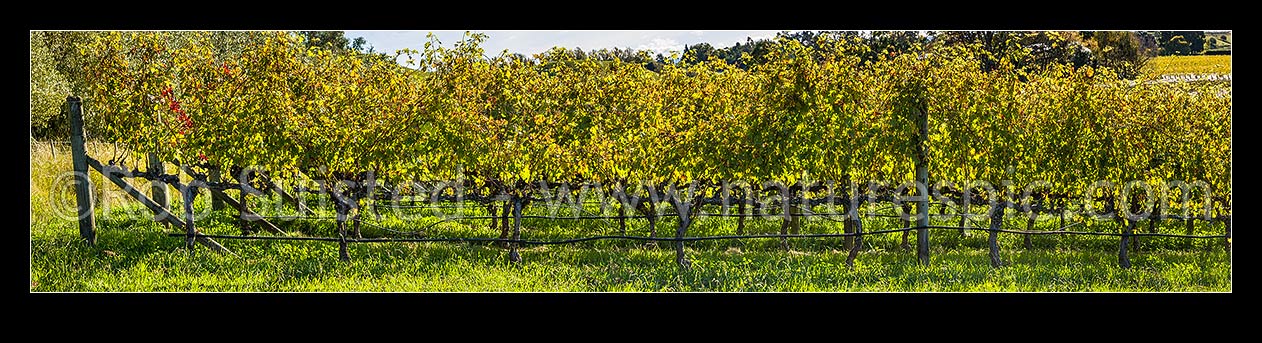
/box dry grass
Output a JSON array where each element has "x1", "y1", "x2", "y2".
[{"x1": 29, "y1": 141, "x2": 185, "y2": 225}]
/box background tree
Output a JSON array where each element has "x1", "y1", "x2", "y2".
[
  {"x1": 682, "y1": 42, "x2": 719, "y2": 64},
  {"x1": 1084, "y1": 31, "x2": 1150, "y2": 79},
  {"x1": 30, "y1": 31, "x2": 71, "y2": 139},
  {"x1": 1158, "y1": 31, "x2": 1205, "y2": 55},
  {"x1": 722, "y1": 37, "x2": 778, "y2": 69},
  {"x1": 931, "y1": 31, "x2": 1025, "y2": 72},
  {"x1": 1136, "y1": 31, "x2": 1160, "y2": 57}
]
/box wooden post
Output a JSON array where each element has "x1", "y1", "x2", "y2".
[
  {"x1": 209, "y1": 167, "x2": 225, "y2": 211},
  {"x1": 147, "y1": 153, "x2": 169, "y2": 226},
  {"x1": 914, "y1": 107, "x2": 930, "y2": 265},
  {"x1": 67, "y1": 97, "x2": 96, "y2": 245},
  {"x1": 239, "y1": 185, "x2": 252, "y2": 235},
  {"x1": 498, "y1": 201, "x2": 511, "y2": 249},
  {"x1": 788, "y1": 184, "x2": 802, "y2": 236},
  {"x1": 335, "y1": 196, "x2": 351, "y2": 262},
  {"x1": 487, "y1": 202, "x2": 499, "y2": 236},
  {"x1": 182, "y1": 184, "x2": 197, "y2": 249},
  {"x1": 508, "y1": 196, "x2": 523, "y2": 263},
  {"x1": 842, "y1": 199, "x2": 854, "y2": 250}
]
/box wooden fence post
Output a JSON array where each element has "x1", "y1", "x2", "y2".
[
  {"x1": 209, "y1": 167, "x2": 225, "y2": 211},
  {"x1": 68, "y1": 96, "x2": 96, "y2": 245},
  {"x1": 182, "y1": 183, "x2": 197, "y2": 249},
  {"x1": 509, "y1": 196, "x2": 523, "y2": 263},
  {"x1": 148, "y1": 153, "x2": 169, "y2": 226}
]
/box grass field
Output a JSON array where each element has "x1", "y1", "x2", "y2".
[
  {"x1": 29, "y1": 142, "x2": 1232, "y2": 292},
  {"x1": 1144, "y1": 55, "x2": 1232, "y2": 77}
]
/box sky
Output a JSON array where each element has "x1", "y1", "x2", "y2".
[{"x1": 345, "y1": 30, "x2": 785, "y2": 57}]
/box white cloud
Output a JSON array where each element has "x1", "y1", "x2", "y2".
[
  {"x1": 637, "y1": 37, "x2": 684, "y2": 55},
  {"x1": 749, "y1": 33, "x2": 777, "y2": 41}
]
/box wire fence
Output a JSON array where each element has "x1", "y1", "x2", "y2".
[
  {"x1": 171, "y1": 225, "x2": 1228, "y2": 245},
  {"x1": 77, "y1": 157, "x2": 1230, "y2": 268},
  {"x1": 173, "y1": 196, "x2": 1229, "y2": 270}
]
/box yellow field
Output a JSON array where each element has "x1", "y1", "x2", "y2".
[{"x1": 1144, "y1": 55, "x2": 1232, "y2": 76}]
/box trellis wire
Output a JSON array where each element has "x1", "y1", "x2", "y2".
[{"x1": 170, "y1": 225, "x2": 1228, "y2": 245}]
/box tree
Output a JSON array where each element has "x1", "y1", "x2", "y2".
[
  {"x1": 39, "y1": 32, "x2": 97, "y2": 97},
  {"x1": 1136, "y1": 31, "x2": 1160, "y2": 57},
  {"x1": 1158, "y1": 31, "x2": 1205, "y2": 55},
  {"x1": 682, "y1": 43, "x2": 719, "y2": 64},
  {"x1": 351, "y1": 37, "x2": 368, "y2": 52},
  {"x1": 1020, "y1": 31, "x2": 1090, "y2": 68},
  {"x1": 30, "y1": 31, "x2": 70, "y2": 138},
  {"x1": 1086, "y1": 31, "x2": 1150, "y2": 79},
  {"x1": 931, "y1": 31, "x2": 1020, "y2": 72}
]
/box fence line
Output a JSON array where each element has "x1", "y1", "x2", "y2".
[{"x1": 169, "y1": 225, "x2": 1229, "y2": 245}]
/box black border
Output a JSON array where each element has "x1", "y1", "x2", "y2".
[
  {"x1": 22, "y1": 292, "x2": 1235, "y2": 324},
  {"x1": 19, "y1": 3, "x2": 1233, "y2": 30},
  {"x1": 20, "y1": 1, "x2": 1234, "y2": 318}
]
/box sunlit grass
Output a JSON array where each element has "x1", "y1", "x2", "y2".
[{"x1": 30, "y1": 142, "x2": 1231, "y2": 292}]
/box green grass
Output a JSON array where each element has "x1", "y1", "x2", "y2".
[
  {"x1": 30, "y1": 142, "x2": 1232, "y2": 292},
  {"x1": 30, "y1": 217, "x2": 1232, "y2": 291}
]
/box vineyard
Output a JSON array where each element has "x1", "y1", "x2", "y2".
[
  {"x1": 1144, "y1": 55, "x2": 1232, "y2": 77},
  {"x1": 36, "y1": 31, "x2": 1231, "y2": 289}
]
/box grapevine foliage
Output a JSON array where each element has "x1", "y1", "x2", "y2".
[{"x1": 72, "y1": 31, "x2": 1231, "y2": 215}]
